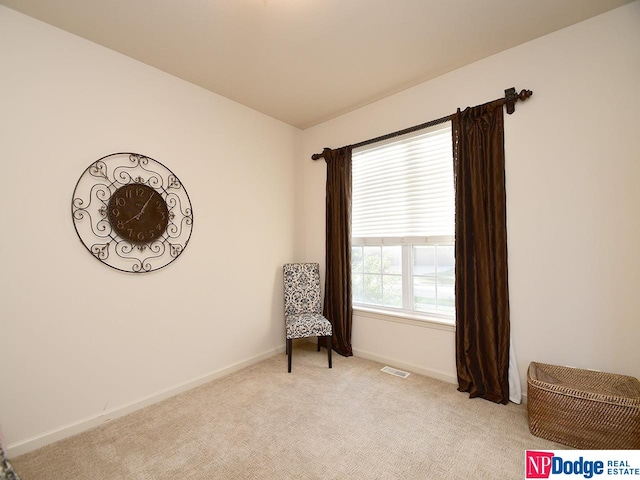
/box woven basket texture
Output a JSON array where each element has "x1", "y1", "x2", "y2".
[{"x1": 527, "y1": 362, "x2": 640, "y2": 449}]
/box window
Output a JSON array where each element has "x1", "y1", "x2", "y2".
[{"x1": 351, "y1": 122, "x2": 454, "y2": 321}]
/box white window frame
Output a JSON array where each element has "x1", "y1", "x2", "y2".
[
  {"x1": 352, "y1": 236, "x2": 455, "y2": 326},
  {"x1": 351, "y1": 122, "x2": 455, "y2": 327}
]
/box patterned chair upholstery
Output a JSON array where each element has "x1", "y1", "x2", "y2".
[
  {"x1": 283, "y1": 263, "x2": 332, "y2": 373},
  {"x1": 1, "y1": 443, "x2": 20, "y2": 480}
]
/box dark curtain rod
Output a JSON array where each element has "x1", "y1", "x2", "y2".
[{"x1": 311, "y1": 87, "x2": 532, "y2": 160}]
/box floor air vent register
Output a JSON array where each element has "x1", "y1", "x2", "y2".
[{"x1": 381, "y1": 366, "x2": 411, "y2": 378}]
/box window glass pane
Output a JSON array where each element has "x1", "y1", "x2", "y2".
[
  {"x1": 364, "y1": 274, "x2": 382, "y2": 305},
  {"x1": 413, "y1": 276, "x2": 436, "y2": 313},
  {"x1": 351, "y1": 246, "x2": 363, "y2": 273},
  {"x1": 437, "y1": 280, "x2": 455, "y2": 314},
  {"x1": 382, "y1": 275, "x2": 402, "y2": 308},
  {"x1": 413, "y1": 246, "x2": 435, "y2": 276},
  {"x1": 363, "y1": 246, "x2": 381, "y2": 273},
  {"x1": 437, "y1": 245, "x2": 455, "y2": 280},
  {"x1": 382, "y1": 246, "x2": 402, "y2": 274},
  {"x1": 352, "y1": 273, "x2": 364, "y2": 304}
]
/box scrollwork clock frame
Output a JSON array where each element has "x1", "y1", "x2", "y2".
[{"x1": 71, "y1": 152, "x2": 193, "y2": 273}]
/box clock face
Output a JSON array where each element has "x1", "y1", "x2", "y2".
[{"x1": 107, "y1": 184, "x2": 169, "y2": 244}]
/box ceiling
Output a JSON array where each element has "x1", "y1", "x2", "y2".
[{"x1": 1, "y1": 0, "x2": 633, "y2": 129}]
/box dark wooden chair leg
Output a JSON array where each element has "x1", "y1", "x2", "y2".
[
  {"x1": 327, "y1": 335, "x2": 332, "y2": 368},
  {"x1": 317, "y1": 337, "x2": 321, "y2": 352},
  {"x1": 287, "y1": 338, "x2": 292, "y2": 373}
]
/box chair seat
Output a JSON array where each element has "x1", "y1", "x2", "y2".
[{"x1": 286, "y1": 313, "x2": 332, "y2": 339}]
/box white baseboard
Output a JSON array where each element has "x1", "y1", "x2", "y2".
[
  {"x1": 353, "y1": 348, "x2": 529, "y2": 405},
  {"x1": 7, "y1": 346, "x2": 284, "y2": 457},
  {"x1": 352, "y1": 347, "x2": 458, "y2": 385}
]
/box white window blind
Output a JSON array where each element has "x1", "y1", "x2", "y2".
[{"x1": 352, "y1": 122, "x2": 454, "y2": 238}]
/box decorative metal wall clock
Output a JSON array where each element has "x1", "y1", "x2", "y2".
[{"x1": 71, "y1": 152, "x2": 193, "y2": 273}]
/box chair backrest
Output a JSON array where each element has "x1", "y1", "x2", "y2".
[{"x1": 283, "y1": 263, "x2": 322, "y2": 315}]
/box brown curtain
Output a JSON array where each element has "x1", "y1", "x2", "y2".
[
  {"x1": 323, "y1": 147, "x2": 353, "y2": 357},
  {"x1": 452, "y1": 100, "x2": 511, "y2": 404}
]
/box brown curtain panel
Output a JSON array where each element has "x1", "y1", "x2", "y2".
[
  {"x1": 452, "y1": 100, "x2": 511, "y2": 404},
  {"x1": 323, "y1": 147, "x2": 354, "y2": 357}
]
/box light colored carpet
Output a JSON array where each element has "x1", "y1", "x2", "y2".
[{"x1": 12, "y1": 344, "x2": 563, "y2": 479}]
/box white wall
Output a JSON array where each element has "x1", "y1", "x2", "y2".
[
  {"x1": 0, "y1": 6, "x2": 299, "y2": 454},
  {"x1": 301, "y1": 2, "x2": 640, "y2": 388}
]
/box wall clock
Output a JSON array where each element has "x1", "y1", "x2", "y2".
[{"x1": 71, "y1": 152, "x2": 193, "y2": 273}]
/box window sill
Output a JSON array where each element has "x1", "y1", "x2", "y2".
[{"x1": 353, "y1": 306, "x2": 455, "y2": 332}]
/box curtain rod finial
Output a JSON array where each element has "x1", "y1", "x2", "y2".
[
  {"x1": 505, "y1": 87, "x2": 533, "y2": 114},
  {"x1": 311, "y1": 147, "x2": 332, "y2": 161}
]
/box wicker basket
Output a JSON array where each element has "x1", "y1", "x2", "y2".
[{"x1": 527, "y1": 362, "x2": 640, "y2": 449}]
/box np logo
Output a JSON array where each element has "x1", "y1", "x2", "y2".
[{"x1": 527, "y1": 451, "x2": 555, "y2": 478}]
